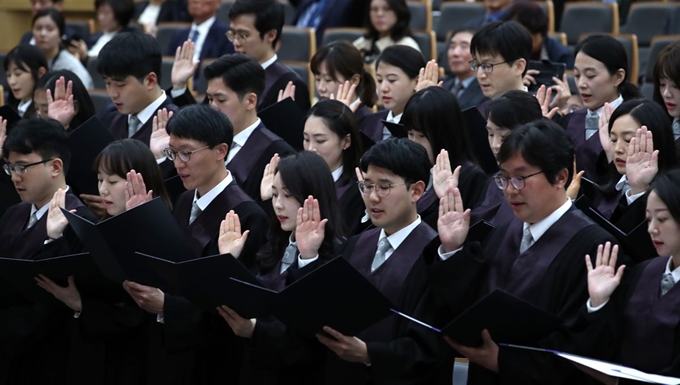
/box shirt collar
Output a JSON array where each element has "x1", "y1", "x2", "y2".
[
  {"x1": 133, "y1": 91, "x2": 167, "y2": 126},
  {"x1": 191, "y1": 16, "x2": 215, "y2": 35},
  {"x1": 378, "y1": 215, "x2": 421, "y2": 251},
  {"x1": 192, "y1": 172, "x2": 233, "y2": 211},
  {"x1": 522, "y1": 198, "x2": 571, "y2": 243},
  {"x1": 589, "y1": 94, "x2": 623, "y2": 117},
  {"x1": 331, "y1": 165, "x2": 344, "y2": 182},
  {"x1": 261, "y1": 54, "x2": 278, "y2": 70},
  {"x1": 456, "y1": 75, "x2": 476, "y2": 89},
  {"x1": 17, "y1": 99, "x2": 32, "y2": 117},
  {"x1": 386, "y1": 111, "x2": 402, "y2": 123},
  {"x1": 615, "y1": 174, "x2": 629, "y2": 192},
  {"x1": 665, "y1": 256, "x2": 680, "y2": 284},
  {"x1": 32, "y1": 185, "x2": 70, "y2": 220},
  {"x1": 232, "y1": 118, "x2": 261, "y2": 149}
]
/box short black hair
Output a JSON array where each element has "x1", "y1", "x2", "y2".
[
  {"x1": 360, "y1": 138, "x2": 430, "y2": 187},
  {"x1": 649, "y1": 169, "x2": 680, "y2": 225},
  {"x1": 486, "y1": 90, "x2": 544, "y2": 130},
  {"x1": 165, "y1": 104, "x2": 234, "y2": 149},
  {"x1": 653, "y1": 40, "x2": 680, "y2": 115},
  {"x1": 497, "y1": 119, "x2": 574, "y2": 187},
  {"x1": 36, "y1": 70, "x2": 96, "y2": 129},
  {"x1": 364, "y1": 0, "x2": 412, "y2": 43},
  {"x1": 470, "y1": 21, "x2": 532, "y2": 76},
  {"x1": 375, "y1": 45, "x2": 426, "y2": 79},
  {"x1": 228, "y1": 0, "x2": 284, "y2": 49},
  {"x1": 97, "y1": 32, "x2": 162, "y2": 81},
  {"x1": 32, "y1": 8, "x2": 66, "y2": 38},
  {"x1": 204, "y1": 53, "x2": 265, "y2": 99},
  {"x1": 3, "y1": 118, "x2": 71, "y2": 173},
  {"x1": 4, "y1": 44, "x2": 48, "y2": 108},
  {"x1": 502, "y1": 1, "x2": 549, "y2": 36},
  {"x1": 95, "y1": 0, "x2": 135, "y2": 27}
]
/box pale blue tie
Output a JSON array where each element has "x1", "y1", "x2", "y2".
[
  {"x1": 371, "y1": 238, "x2": 393, "y2": 272},
  {"x1": 660, "y1": 272, "x2": 675, "y2": 296},
  {"x1": 519, "y1": 227, "x2": 534, "y2": 253}
]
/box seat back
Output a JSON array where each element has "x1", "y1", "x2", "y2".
[
  {"x1": 645, "y1": 35, "x2": 680, "y2": 80},
  {"x1": 413, "y1": 31, "x2": 436, "y2": 61},
  {"x1": 408, "y1": 1, "x2": 432, "y2": 32},
  {"x1": 322, "y1": 28, "x2": 366, "y2": 47},
  {"x1": 88, "y1": 89, "x2": 112, "y2": 115},
  {"x1": 278, "y1": 26, "x2": 316, "y2": 62},
  {"x1": 86, "y1": 57, "x2": 106, "y2": 89},
  {"x1": 536, "y1": 1, "x2": 556, "y2": 33},
  {"x1": 435, "y1": 3, "x2": 485, "y2": 41},
  {"x1": 160, "y1": 56, "x2": 175, "y2": 90},
  {"x1": 156, "y1": 22, "x2": 191, "y2": 52},
  {"x1": 620, "y1": 3, "x2": 676, "y2": 46},
  {"x1": 561, "y1": 2, "x2": 619, "y2": 45},
  {"x1": 66, "y1": 20, "x2": 92, "y2": 39},
  {"x1": 217, "y1": 1, "x2": 234, "y2": 25}
]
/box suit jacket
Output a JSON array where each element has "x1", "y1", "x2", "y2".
[
  {"x1": 133, "y1": 0, "x2": 176, "y2": 25},
  {"x1": 543, "y1": 36, "x2": 574, "y2": 69},
  {"x1": 227, "y1": 122, "x2": 295, "y2": 203},
  {"x1": 293, "y1": 0, "x2": 364, "y2": 47},
  {"x1": 163, "y1": 20, "x2": 234, "y2": 61},
  {"x1": 441, "y1": 76, "x2": 489, "y2": 111},
  {"x1": 99, "y1": 96, "x2": 178, "y2": 147},
  {"x1": 260, "y1": 60, "x2": 311, "y2": 115}
]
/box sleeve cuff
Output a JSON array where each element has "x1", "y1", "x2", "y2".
[
  {"x1": 297, "y1": 254, "x2": 319, "y2": 268},
  {"x1": 170, "y1": 87, "x2": 187, "y2": 98},
  {"x1": 625, "y1": 189, "x2": 645, "y2": 205},
  {"x1": 157, "y1": 314, "x2": 165, "y2": 324},
  {"x1": 156, "y1": 156, "x2": 168, "y2": 164},
  {"x1": 73, "y1": 311, "x2": 82, "y2": 319},
  {"x1": 586, "y1": 298, "x2": 608, "y2": 313},
  {"x1": 438, "y1": 244, "x2": 462, "y2": 261}
]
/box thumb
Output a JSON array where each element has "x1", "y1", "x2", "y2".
[
  {"x1": 481, "y1": 329, "x2": 494, "y2": 344},
  {"x1": 240, "y1": 230, "x2": 250, "y2": 243},
  {"x1": 67, "y1": 275, "x2": 76, "y2": 287},
  {"x1": 317, "y1": 218, "x2": 328, "y2": 232}
]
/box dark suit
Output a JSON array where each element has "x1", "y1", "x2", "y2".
[
  {"x1": 442, "y1": 76, "x2": 489, "y2": 111},
  {"x1": 358, "y1": 110, "x2": 389, "y2": 146},
  {"x1": 292, "y1": 0, "x2": 364, "y2": 47},
  {"x1": 260, "y1": 60, "x2": 311, "y2": 115},
  {"x1": 133, "y1": 0, "x2": 176, "y2": 25},
  {"x1": 84, "y1": 26, "x2": 140, "y2": 50},
  {"x1": 99, "y1": 95, "x2": 178, "y2": 147},
  {"x1": 163, "y1": 19, "x2": 234, "y2": 62}
]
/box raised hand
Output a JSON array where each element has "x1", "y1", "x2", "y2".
[
  {"x1": 599, "y1": 102, "x2": 615, "y2": 162},
  {"x1": 46, "y1": 188, "x2": 71, "y2": 240},
  {"x1": 536, "y1": 84, "x2": 559, "y2": 119},
  {"x1": 79, "y1": 194, "x2": 108, "y2": 219},
  {"x1": 415, "y1": 60, "x2": 443, "y2": 92},
  {"x1": 150, "y1": 108, "x2": 173, "y2": 159},
  {"x1": 218, "y1": 210, "x2": 249, "y2": 258},
  {"x1": 355, "y1": 166, "x2": 364, "y2": 183},
  {"x1": 432, "y1": 149, "x2": 460, "y2": 199},
  {"x1": 549, "y1": 74, "x2": 571, "y2": 110},
  {"x1": 260, "y1": 153, "x2": 280, "y2": 201},
  {"x1": 330, "y1": 80, "x2": 359, "y2": 112},
  {"x1": 296, "y1": 196, "x2": 327, "y2": 260},
  {"x1": 35, "y1": 275, "x2": 82, "y2": 312},
  {"x1": 523, "y1": 69, "x2": 540, "y2": 87},
  {"x1": 0, "y1": 116, "x2": 7, "y2": 157},
  {"x1": 437, "y1": 183, "x2": 470, "y2": 253},
  {"x1": 585, "y1": 242, "x2": 625, "y2": 308},
  {"x1": 217, "y1": 305, "x2": 256, "y2": 338},
  {"x1": 566, "y1": 159, "x2": 584, "y2": 200},
  {"x1": 46, "y1": 76, "x2": 76, "y2": 129},
  {"x1": 171, "y1": 40, "x2": 199, "y2": 90},
  {"x1": 125, "y1": 170, "x2": 153, "y2": 210},
  {"x1": 277, "y1": 81, "x2": 296, "y2": 102},
  {"x1": 626, "y1": 126, "x2": 659, "y2": 195}
]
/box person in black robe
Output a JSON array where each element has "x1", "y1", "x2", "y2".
[
  {"x1": 423, "y1": 120, "x2": 621, "y2": 384},
  {"x1": 650, "y1": 39, "x2": 680, "y2": 161},
  {"x1": 122, "y1": 105, "x2": 268, "y2": 385},
  {"x1": 401, "y1": 86, "x2": 486, "y2": 230},
  {"x1": 0, "y1": 119, "x2": 96, "y2": 385}
]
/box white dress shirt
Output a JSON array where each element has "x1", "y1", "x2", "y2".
[
  {"x1": 189, "y1": 16, "x2": 215, "y2": 63},
  {"x1": 132, "y1": 91, "x2": 168, "y2": 128},
  {"x1": 261, "y1": 54, "x2": 278, "y2": 70},
  {"x1": 589, "y1": 94, "x2": 623, "y2": 119},
  {"x1": 88, "y1": 31, "x2": 117, "y2": 57},
  {"x1": 17, "y1": 99, "x2": 32, "y2": 117},
  {"x1": 192, "y1": 172, "x2": 233, "y2": 211},
  {"x1": 375, "y1": 216, "x2": 422, "y2": 264},
  {"x1": 138, "y1": 4, "x2": 161, "y2": 27},
  {"x1": 331, "y1": 166, "x2": 344, "y2": 183},
  {"x1": 226, "y1": 118, "x2": 261, "y2": 164}
]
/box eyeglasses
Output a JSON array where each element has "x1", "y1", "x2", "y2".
[
  {"x1": 226, "y1": 30, "x2": 250, "y2": 43},
  {"x1": 469, "y1": 60, "x2": 508, "y2": 74},
  {"x1": 357, "y1": 181, "x2": 406, "y2": 197},
  {"x1": 3, "y1": 159, "x2": 54, "y2": 175},
  {"x1": 163, "y1": 146, "x2": 210, "y2": 162},
  {"x1": 494, "y1": 171, "x2": 543, "y2": 190}
]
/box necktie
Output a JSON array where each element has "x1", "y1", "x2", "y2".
[
  {"x1": 189, "y1": 29, "x2": 199, "y2": 43},
  {"x1": 672, "y1": 119, "x2": 680, "y2": 141},
  {"x1": 128, "y1": 115, "x2": 141, "y2": 138},
  {"x1": 371, "y1": 238, "x2": 393, "y2": 272},
  {"x1": 585, "y1": 111, "x2": 599, "y2": 140},
  {"x1": 26, "y1": 211, "x2": 38, "y2": 230},
  {"x1": 188, "y1": 201, "x2": 201, "y2": 225},
  {"x1": 280, "y1": 243, "x2": 298, "y2": 274},
  {"x1": 519, "y1": 227, "x2": 534, "y2": 254},
  {"x1": 451, "y1": 81, "x2": 464, "y2": 97},
  {"x1": 660, "y1": 272, "x2": 675, "y2": 296}
]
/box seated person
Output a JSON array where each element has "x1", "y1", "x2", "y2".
[
  {"x1": 34, "y1": 70, "x2": 97, "y2": 131},
  {"x1": 32, "y1": 9, "x2": 94, "y2": 89},
  {"x1": 134, "y1": 0, "x2": 176, "y2": 33},
  {"x1": 70, "y1": 0, "x2": 138, "y2": 60},
  {"x1": 3, "y1": 44, "x2": 48, "y2": 118},
  {"x1": 469, "y1": 0, "x2": 513, "y2": 27},
  {"x1": 19, "y1": 0, "x2": 78, "y2": 45},
  {"x1": 503, "y1": 1, "x2": 574, "y2": 69},
  {"x1": 353, "y1": 0, "x2": 420, "y2": 65},
  {"x1": 442, "y1": 27, "x2": 488, "y2": 110},
  {"x1": 294, "y1": 0, "x2": 364, "y2": 47}
]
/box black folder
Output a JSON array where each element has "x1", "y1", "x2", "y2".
[
  {"x1": 462, "y1": 107, "x2": 498, "y2": 175},
  {"x1": 468, "y1": 220, "x2": 496, "y2": 244},
  {"x1": 380, "y1": 120, "x2": 407, "y2": 138},
  {"x1": 0, "y1": 253, "x2": 114, "y2": 303},
  {"x1": 62, "y1": 198, "x2": 195, "y2": 290},
  {"x1": 163, "y1": 174, "x2": 186, "y2": 207},
  {"x1": 259, "y1": 97, "x2": 305, "y2": 151},
  {"x1": 137, "y1": 252, "x2": 275, "y2": 318},
  {"x1": 66, "y1": 116, "x2": 115, "y2": 196},
  {"x1": 441, "y1": 290, "x2": 563, "y2": 347},
  {"x1": 527, "y1": 60, "x2": 566, "y2": 94}
]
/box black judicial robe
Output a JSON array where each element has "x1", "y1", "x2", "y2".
[
  {"x1": 418, "y1": 162, "x2": 487, "y2": 230},
  {"x1": 470, "y1": 177, "x2": 515, "y2": 227},
  {"x1": 145, "y1": 181, "x2": 268, "y2": 385},
  {"x1": 571, "y1": 257, "x2": 680, "y2": 383},
  {"x1": 99, "y1": 97, "x2": 179, "y2": 147},
  {"x1": 227, "y1": 122, "x2": 295, "y2": 204},
  {"x1": 259, "y1": 60, "x2": 311, "y2": 115},
  {"x1": 0, "y1": 194, "x2": 93, "y2": 385},
  {"x1": 335, "y1": 171, "x2": 364, "y2": 236},
  {"x1": 320, "y1": 222, "x2": 440, "y2": 385},
  {"x1": 425, "y1": 206, "x2": 618, "y2": 384},
  {"x1": 358, "y1": 110, "x2": 389, "y2": 145},
  {"x1": 562, "y1": 110, "x2": 609, "y2": 183}
]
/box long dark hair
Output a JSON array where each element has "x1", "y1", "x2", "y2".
[
  {"x1": 3, "y1": 44, "x2": 48, "y2": 113},
  {"x1": 94, "y1": 139, "x2": 172, "y2": 211},
  {"x1": 652, "y1": 40, "x2": 680, "y2": 119},
  {"x1": 649, "y1": 169, "x2": 680, "y2": 225},
  {"x1": 35, "y1": 70, "x2": 96, "y2": 130},
  {"x1": 364, "y1": 0, "x2": 412, "y2": 43},
  {"x1": 486, "y1": 90, "x2": 544, "y2": 129},
  {"x1": 32, "y1": 8, "x2": 67, "y2": 54},
  {"x1": 257, "y1": 152, "x2": 343, "y2": 271}
]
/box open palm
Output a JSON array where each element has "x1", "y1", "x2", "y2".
[
  {"x1": 626, "y1": 126, "x2": 658, "y2": 193},
  {"x1": 296, "y1": 196, "x2": 327, "y2": 260},
  {"x1": 585, "y1": 242, "x2": 625, "y2": 307},
  {"x1": 437, "y1": 184, "x2": 470, "y2": 252},
  {"x1": 218, "y1": 210, "x2": 249, "y2": 258}
]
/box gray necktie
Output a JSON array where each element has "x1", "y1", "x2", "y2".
[
  {"x1": 451, "y1": 81, "x2": 464, "y2": 97},
  {"x1": 672, "y1": 119, "x2": 680, "y2": 141},
  {"x1": 188, "y1": 201, "x2": 201, "y2": 225},
  {"x1": 660, "y1": 272, "x2": 675, "y2": 296},
  {"x1": 519, "y1": 227, "x2": 534, "y2": 254},
  {"x1": 585, "y1": 111, "x2": 599, "y2": 140},
  {"x1": 26, "y1": 211, "x2": 38, "y2": 230},
  {"x1": 280, "y1": 243, "x2": 298, "y2": 274},
  {"x1": 371, "y1": 238, "x2": 393, "y2": 272},
  {"x1": 128, "y1": 115, "x2": 141, "y2": 138},
  {"x1": 189, "y1": 29, "x2": 199, "y2": 43}
]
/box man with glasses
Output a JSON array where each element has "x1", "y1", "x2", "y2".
[
  {"x1": 428, "y1": 120, "x2": 620, "y2": 384},
  {"x1": 469, "y1": 21, "x2": 532, "y2": 114},
  {"x1": 124, "y1": 104, "x2": 267, "y2": 384},
  {"x1": 309, "y1": 138, "x2": 442, "y2": 384}
]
